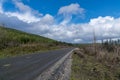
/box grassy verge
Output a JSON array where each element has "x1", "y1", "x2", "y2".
[
  {"x1": 0, "y1": 44, "x2": 59, "y2": 59},
  {"x1": 71, "y1": 48, "x2": 120, "y2": 80}
]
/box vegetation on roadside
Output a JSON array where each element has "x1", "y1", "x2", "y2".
[
  {"x1": 0, "y1": 26, "x2": 72, "y2": 58},
  {"x1": 71, "y1": 40, "x2": 120, "y2": 80}
]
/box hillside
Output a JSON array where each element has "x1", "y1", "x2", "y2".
[{"x1": 0, "y1": 26, "x2": 71, "y2": 58}]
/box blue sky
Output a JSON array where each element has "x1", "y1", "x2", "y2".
[
  {"x1": 3, "y1": 0, "x2": 120, "y2": 22},
  {"x1": 0, "y1": 0, "x2": 120, "y2": 43}
]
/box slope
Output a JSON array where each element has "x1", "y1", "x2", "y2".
[{"x1": 0, "y1": 26, "x2": 71, "y2": 58}]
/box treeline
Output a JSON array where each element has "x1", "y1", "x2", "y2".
[
  {"x1": 72, "y1": 39, "x2": 120, "y2": 80},
  {"x1": 102, "y1": 38, "x2": 120, "y2": 52}
]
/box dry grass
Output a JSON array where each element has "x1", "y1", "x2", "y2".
[{"x1": 71, "y1": 46, "x2": 120, "y2": 80}]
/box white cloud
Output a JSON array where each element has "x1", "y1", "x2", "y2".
[
  {"x1": 1, "y1": 12, "x2": 120, "y2": 43},
  {"x1": 14, "y1": 0, "x2": 31, "y2": 12},
  {"x1": 0, "y1": 1, "x2": 120, "y2": 43},
  {"x1": 0, "y1": 0, "x2": 4, "y2": 13},
  {"x1": 13, "y1": 0, "x2": 42, "y2": 16},
  {"x1": 40, "y1": 14, "x2": 54, "y2": 24},
  {"x1": 74, "y1": 39, "x2": 83, "y2": 43},
  {"x1": 58, "y1": 3, "x2": 85, "y2": 19},
  {"x1": 0, "y1": 5, "x2": 2, "y2": 13},
  {"x1": 89, "y1": 16, "x2": 120, "y2": 38},
  {"x1": 0, "y1": 13, "x2": 30, "y2": 31},
  {"x1": 1, "y1": 0, "x2": 42, "y2": 23},
  {"x1": 6, "y1": 12, "x2": 40, "y2": 23},
  {"x1": 40, "y1": 16, "x2": 120, "y2": 43}
]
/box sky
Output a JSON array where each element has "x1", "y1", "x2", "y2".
[{"x1": 0, "y1": 0, "x2": 120, "y2": 43}]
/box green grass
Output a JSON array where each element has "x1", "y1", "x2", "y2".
[
  {"x1": 71, "y1": 49, "x2": 120, "y2": 80},
  {"x1": 0, "y1": 44, "x2": 58, "y2": 58},
  {"x1": 0, "y1": 26, "x2": 71, "y2": 59}
]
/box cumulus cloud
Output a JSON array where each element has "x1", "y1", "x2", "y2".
[
  {"x1": 74, "y1": 39, "x2": 83, "y2": 43},
  {"x1": 58, "y1": 3, "x2": 85, "y2": 19},
  {"x1": 5, "y1": 12, "x2": 40, "y2": 23},
  {"x1": 0, "y1": 6, "x2": 3, "y2": 13},
  {"x1": 0, "y1": 0, "x2": 4, "y2": 13},
  {"x1": 89, "y1": 16, "x2": 120, "y2": 39},
  {"x1": 2, "y1": 0, "x2": 42, "y2": 23},
  {"x1": 31, "y1": 16, "x2": 120, "y2": 43},
  {"x1": 40, "y1": 14, "x2": 54, "y2": 24},
  {"x1": 0, "y1": 13, "x2": 30, "y2": 31},
  {"x1": 0, "y1": 1, "x2": 120, "y2": 43},
  {"x1": 13, "y1": 0, "x2": 31, "y2": 12}
]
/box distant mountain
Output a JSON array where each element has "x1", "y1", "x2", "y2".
[{"x1": 0, "y1": 26, "x2": 72, "y2": 58}]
